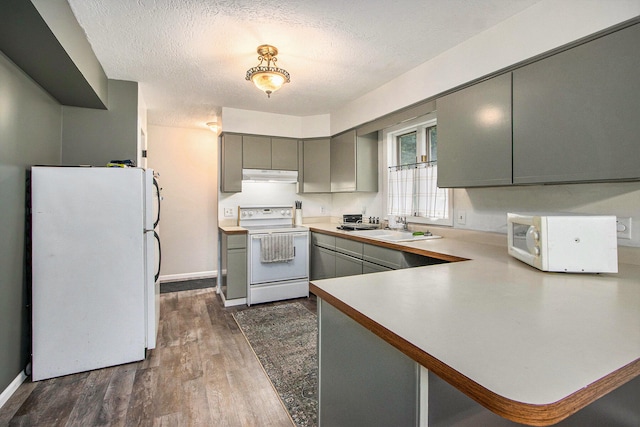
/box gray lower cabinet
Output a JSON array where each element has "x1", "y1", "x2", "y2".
[
  {"x1": 363, "y1": 243, "x2": 403, "y2": 270},
  {"x1": 330, "y1": 130, "x2": 378, "y2": 192},
  {"x1": 221, "y1": 233, "x2": 247, "y2": 300},
  {"x1": 335, "y1": 236, "x2": 363, "y2": 259},
  {"x1": 512, "y1": 23, "x2": 640, "y2": 184},
  {"x1": 318, "y1": 300, "x2": 418, "y2": 426},
  {"x1": 220, "y1": 133, "x2": 243, "y2": 192},
  {"x1": 335, "y1": 252, "x2": 363, "y2": 277},
  {"x1": 311, "y1": 246, "x2": 336, "y2": 280},
  {"x1": 311, "y1": 239, "x2": 336, "y2": 281},
  {"x1": 311, "y1": 232, "x2": 447, "y2": 280},
  {"x1": 299, "y1": 138, "x2": 331, "y2": 193},
  {"x1": 437, "y1": 72, "x2": 513, "y2": 188}
]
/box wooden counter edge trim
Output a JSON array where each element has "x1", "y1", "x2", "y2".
[
  {"x1": 310, "y1": 283, "x2": 640, "y2": 426},
  {"x1": 308, "y1": 227, "x2": 468, "y2": 263},
  {"x1": 218, "y1": 227, "x2": 247, "y2": 235}
]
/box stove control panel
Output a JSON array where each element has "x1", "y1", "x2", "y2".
[{"x1": 239, "y1": 206, "x2": 294, "y2": 222}]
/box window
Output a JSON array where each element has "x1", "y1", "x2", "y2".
[
  {"x1": 398, "y1": 132, "x2": 417, "y2": 165},
  {"x1": 385, "y1": 115, "x2": 452, "y2": 226}
]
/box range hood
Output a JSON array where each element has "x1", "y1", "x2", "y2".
[{"x1": 242, "y1": 168, "x2": 298, "y2": 183}]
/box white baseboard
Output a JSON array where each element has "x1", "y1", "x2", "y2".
[
  {"x1": 220, "y1": 292, "x2": 247, "y2": 307},
  {"x1": 0, "y1": 371, "x2": 27, "y2": 410},
  {"x1": 159, "y1": 270, "x2": 217, "y2": 283}
]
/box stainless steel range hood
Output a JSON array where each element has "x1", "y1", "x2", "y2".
[{"x1": 242, "y1": 169, "x2": 298, "y2": 183}]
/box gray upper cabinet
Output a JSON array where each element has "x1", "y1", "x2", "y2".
[
  {"x1": 331, "y1": 130, "x2": 378, "y2": 192},
  {"x1": 242, "y1": 135, "x2": 298, "y2": 170},
  {"x1": 331, "y1": 130, "x2": 356, "y2": 192},
  {"x1": 242, "y1": 135, "x2": 271, "y2": 169},
  {"x1": 220, "y1": 133, "x2": 243, "y2": 192},
  {"x1": 512, "y1": 23, "x2": 640, "y2": 184},
  {"x1": 271, "y1": 137, "x2": 298, "y2": 170},
  {"x1": 437, "y1": 73, "x2": 513, "y2": 188},
  {"x1": 300, "y1": 138, "x2": 331, "y2": 193}
]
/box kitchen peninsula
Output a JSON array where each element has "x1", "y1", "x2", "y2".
[{"x1": 308, "y1": 224, "x2": 640, "y2": 426}]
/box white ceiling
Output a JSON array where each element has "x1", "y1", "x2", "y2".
[{"x1": 67, "y1": 0, "x2": 541, "y2": 129}]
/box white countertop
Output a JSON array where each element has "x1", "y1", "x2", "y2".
[{"x1": 308, "y1": 223, "x2": 640, "y2": 419}]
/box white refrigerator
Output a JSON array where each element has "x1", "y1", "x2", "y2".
[{"x1": 30, "y1": 166, "x2": 161, "y2": 381}]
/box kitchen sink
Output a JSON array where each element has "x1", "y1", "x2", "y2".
[{"x1": 351, "y1": 229, "x2": 442, "y2": 242}]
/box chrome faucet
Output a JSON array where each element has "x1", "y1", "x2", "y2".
[{"x1": 396, "y1": 216, "x2": 408, "y2": 231}]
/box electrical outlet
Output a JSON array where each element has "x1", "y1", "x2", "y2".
[
  {"x1": 224, "y1": 207, "x2": 234, "y2": 218},
  {"x1": 456, "y1": 210, "x2": 466, "y2": 225},
  {"x1": 616, "y1": 217, "x2": 632, "y2": 240},
  {"x1": 320, "y1": 206, "x2": 326, "y2": 214}
]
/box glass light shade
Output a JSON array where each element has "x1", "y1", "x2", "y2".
[{"x1": 251, "y1": 71, "x2": 286, "y2": 96}]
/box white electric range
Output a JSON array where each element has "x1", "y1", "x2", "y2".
[{"x1": 239, "y1": 206, "x2": 309, "y2": 305}]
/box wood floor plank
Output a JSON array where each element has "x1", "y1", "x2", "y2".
[
  {"x1": 124, "y1": 367, "x2": 158, "y2": 427},
  {"x1": 11, "y1": 375, "x2": 59, "y2": 419},
  {"x1": 153, "y1": 411, "x2": 184, "y2": 427},
  {"x1": 0, "y1": 379, "x2": 37, "y2": 426},
  {"x1": 159, "y1": 309, "x2": 182, "y2": 348},
  {"x1": 65, "y1": 367, "x2": 114, "y2": 426},
  {"x1": 94, "y1": 363, "x2": 138, "y2": 427},
  {"x1": 226, "y1": 366, "x2": 293, "y2": 426},
  {"x1": 181, "y1": 377, "x2": 214, "y2": 426},
  {"x1": 36, "y1": 372, "x2": 93, "y2": 426},
  {"x1": 202, "y1": 353, "x2": 243, "y2": 426}
]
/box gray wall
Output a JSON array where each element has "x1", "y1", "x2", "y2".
[
  {"x1": 62, "y1": 79, "x2": 139, "y2": 166},
  {"x1": 31, "y1": 0, "x2": 108, "y2": 107},
  {"x1": 0, "y1": 51, "x2": 62, "y2": 392}
]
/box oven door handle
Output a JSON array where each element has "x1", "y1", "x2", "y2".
[{"x1": 250, "y1": 232, "x2": 309, "y2": 239}]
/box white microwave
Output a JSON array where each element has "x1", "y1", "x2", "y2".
[{"x1": 507, "y1": 213, "x2": 618, "y2": 273}]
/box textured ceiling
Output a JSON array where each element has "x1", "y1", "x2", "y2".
[{"x1": 66, "y1": 0, "x2": 541, "y2": 129}]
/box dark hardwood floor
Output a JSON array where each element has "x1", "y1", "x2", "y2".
[{"x1": 0, "y1": 289, "x2": 317, "y2": 426}]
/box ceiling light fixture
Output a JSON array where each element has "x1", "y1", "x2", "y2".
[
  {"x1": 245, "y1": 44, "x2": 290, "y2": 98},
  {"x1": 206, "y1": 121, "x2": 218, "y2": 133}
]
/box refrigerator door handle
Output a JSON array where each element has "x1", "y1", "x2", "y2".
[
  {"x1": 154, "y1": 230, "x2": 161, "y2": 282},
  {"x1": 153, "y1": 178, "x2": 161, "y2": 229}
]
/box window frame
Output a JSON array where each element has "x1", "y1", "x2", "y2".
[{"x1": 384, "y1": 114, "x2": 453, "y2": 227}]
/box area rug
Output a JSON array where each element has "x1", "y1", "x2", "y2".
[{"x1": 233, "y1": 303, "x2": 318, "y2": 426}]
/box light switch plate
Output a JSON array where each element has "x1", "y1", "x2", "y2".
[
  {"x1": 224, "y1": 207, "x2": 234, "y2": 218},
  {"x1": 616, "y1": 217, "x2": 632, "y2": 240},
  {"x1": 457, "y1": 210, "x2": 466, "y2": 225}
]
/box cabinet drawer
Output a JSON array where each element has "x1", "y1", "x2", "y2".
[
  {"x1": 335, "y1": 237, "x2": 363, "y2": 259},
  {"x1": 312, "y1": 232, "x2": 336, "y2": 250},
  {"x1": 363, "y1": 243, "x2": 403, "y2": 270},
  {"x1": 227, "y1": 234, "x2": 247, "y2": 249}
]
